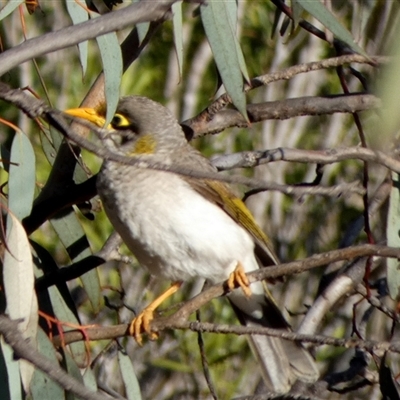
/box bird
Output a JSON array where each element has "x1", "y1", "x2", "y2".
[{"x1": 65, "y1": 96, "x2": 319, "y2": 394}]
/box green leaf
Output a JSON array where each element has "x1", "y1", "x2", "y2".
[
  {"x1": 172, "y1": 1, "x2": 183, "y2": 80},
  {"x1": 47, "y1": 283, "x2": 87, "y2": 367},
  {"x1": 118, "y1": 350, "x2": 142, "y2": 400},
  {"x1": 3, "y1": 214, "x2": 38, "y2": 392},
  {"x1": 225, "y1": 0, "x2": 250, "y2": 84},
  {"x1": 66, "y1": 0, "x2": 89, "y2": 76},
  {"x1": 0, "y1": 340, "x2": 11, "y2": 400},
  {"x1": 63, "y1": 352, "x2": 84, "y2": 400},
  {"x1": 201, "y1": 0, "x2": 248, "y2": 119},
  {"x1": 297, "y1": 0, "x2": 367, "y2": 56},
  {"x1": 8, "y1": 130, "x2": 36, "y2": 221},
  {"x1": 90, "y1": 12, "x2": 122, "y2": 124},
  {"x1": 30, "y1": 240, "x2": 88, "y2": 368},
  {"x1": 0, "y1": 338, "x2": 22, "y2": 400},
  {"x1": 387, "y1": 173, "x2": 400, "y2": 300},
  {"x1": 0, "y1": 0, "x2": 24, "y2": 21},
  {"x1": 82, "y1": 368, "x2": 97, "y2": 392},
  {"x1": 133, "y1": 0, "x2": 150, "y2": 44},
  {"x1": 291, "y1": 0, "x2": 303, "y2": 28},
  {"x1": 30, "y1": 329, "x2": 64, "y2": 400},
  {"x1": 51, "y1": 209, "x2": 101, "y2": 312}
]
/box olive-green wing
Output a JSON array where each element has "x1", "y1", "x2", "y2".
[{"x1": 178, "y1": 152, "x2": 278, "y2": 266}]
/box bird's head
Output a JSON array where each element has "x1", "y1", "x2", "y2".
[{"x1": 65, "y1": 96, "x2": 186, "y2": 156}]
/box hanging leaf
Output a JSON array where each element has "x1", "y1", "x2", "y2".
[
  {"x1": 387, "y1": 173, "x2": 400, "y2": 300},
  {"x1": 3, "y1": 214, "x2": 38, "y2": 392},
  {"x1": 297, "y1": 0, "x2": 367, "y2": 56},
  {"x1": 133, "y1": 0, "x2": 150, "y2": 44},
  {"x1": 51, "y1": 210, "x2": 101, "y2": 313},
  {"x1": 291, "y1": 0, "x2": 303, "y2": 28},
  {"x1": 172, "y1": 1, "x2": 183, "y2": 80},
  {"x1": 90, "y1": 12, "x2": 122, "y2": 125},
  {"x1": 0, "y1": 0, "x2": 24, "y2": 21},
  {"x1": 8, "y1": 130, "x2": 36, "y2": 221},
  {"x1": 0, "y1": 338, "x2": 22, "y2": 400},
  {"x1": 118, "y1": 350, "x2": 142, "y2": 400},
  {"x1": 30, "y1": 329, "x2": 64, "y2": 400},
  {"x1": 66, "y1": 0, "x2": 89, "y2": 77},
  {"x1": 201, "y1": 1, "x2": 248, "y2": 119}
]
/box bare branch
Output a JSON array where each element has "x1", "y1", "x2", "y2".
[
  {"x1": 183, "y1": 94, "x2": 380, "y2": 137},
  {"x1": 0, "y1": 0, "x2": 184, "y2": 76},
  {"x1": 212, "y1": 147, "x2": 400, "y2": 174},
  {"x1": 52, "y1": 244, "x2": 400, "y2": 346},
  {"x1": 185, "y1": 54, "x2": 385, "y2": 127}
]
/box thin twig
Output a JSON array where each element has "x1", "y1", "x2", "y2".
[{"x1": 51, "y1": 244, "x2": 400, "y2": 346}]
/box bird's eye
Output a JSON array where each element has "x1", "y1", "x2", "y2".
[{"x1": 111, "y1": 113, "x2": 130, "y2": 128}]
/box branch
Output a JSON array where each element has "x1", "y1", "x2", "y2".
[
  {"x1": 52, "y1": 244, "x2": 400, "y2": 346},
  {"x1": 0, "y1": 315, "x2": 111, "y2": 400},
  {"x1": 212, "y1": 147, "x2": 400, "y2": 174},
  {"x1": 184, "y1": 53, "x2": 385, "y2": 130},
  {"x1": 183, "y1": 94, "x2": 381, "y2": 137},
  {"x1": 0, "y1": 0, "x2": 189, "y2": 76}
]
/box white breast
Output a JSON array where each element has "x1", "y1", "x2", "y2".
[{"x1": 97, "y1": 164, "x2": 260, "y2": 284}]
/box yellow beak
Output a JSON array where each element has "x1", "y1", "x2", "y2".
[{"x1": 64, "y1": 108, "x2": 107, "y2": 128}]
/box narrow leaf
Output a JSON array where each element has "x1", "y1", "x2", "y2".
[
  {"x1": 30, "y1": 329, "x2": 64, "y2": 400},
  {"x1": 82, "y1": 368, "x2": 97, "y2": 391},
  {"x1": 90, "y1": 12, "x2": 122, "y2": 124},
  {"x1": 118, "y1": 350, "x2": 142, "y2": 400},
  {"x1": 51, "y1": 210, "x2": 101, "y2": 313},
  {"x1": 3, "y1": 214, "x2": 38, "y2": 392},
  {"x1": 291, "y1": 0, "x2": 303, "y2": 28},
  {"x1": 64, "y1": 351, "x2": 83, "y2": 400},
  {"x1": 8, "y1": 130, "x2": 36, "y2": 221},
  {"x1": 297, "y1": 0, "x2": 367, "y2": 56},
  {"x1": 387, "y1": 173, "x2": 400, "y2": 300},
  {"x1": 66, "y1": 0, "x2": 89, "y2": 76},
  {"x1": 3, "y1": 214, "x2": 38, "y2": 337},
  {"x1": 0, "y1": 0, "x2": 24, "y2": 21},
  {"x1": 133, "y1": 0, "x2": 150, "y2": 44},
  {"x1": 0, "y1": 338, "x2": 21, "y2": 400},
  {"x1": 201, "y1": 1, "x2": 248, "y2": 118},
  {"x1": 225, "y1": 0, "x2": 250, "y2": 84},
  {"x1": 172, "y1": 1, "x2": 183, "y2": 80}
]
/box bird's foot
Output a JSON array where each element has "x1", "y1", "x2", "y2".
[
  {"x1": 128, "y1": 281, "x2": 182, "y2": 345},
  {"x1": 129, "y1": 308, "x2": 158, "y2": 346},
  {"x1": 227, "y1": 262, "x2": 252, "y2": 297}
]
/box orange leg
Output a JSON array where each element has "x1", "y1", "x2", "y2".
[
  {"x1": 129, "y1": 281, "x2": 182, "y2": 345},
  {"x1": 227, "y1": 262, "x2": 252, "y2": 298}
]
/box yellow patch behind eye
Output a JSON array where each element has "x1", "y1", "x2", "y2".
[{"x1": 129, "y1": 134, "x2": 156, "y2": 155}]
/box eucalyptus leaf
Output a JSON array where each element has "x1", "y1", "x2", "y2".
[
  {"x1": 0, "y1": 338, "x2": 22, "y2": 400},
  {"x1": 201, "y1": 1, "x2": 248, "y2": 119},
  {"x1": 30, "y1": 329, "x2": 64, "y2": 400},
  {"x1": 387, "y1": 173, "x2": 400, "y2": 300},
  {"x1": 90, "y1": 12, "x2": 122, "y2": 124},
  {"x1": 51, "y1": 210, "x2": 101, "y2": 313},
  {"x1": 0, "y1": 0, "x2": 24, "y2": 21},
  {"x1": 66, "y1": 0, "x2": 89, "y2": 77},
  {"x1": 118, "y1": 350, "x2": 142, "y2": 400},
  {"x1": 297, "y1": 0, "x2": 367, "y2": 56},
  {"x1": 172, "y1": 1, "x2": 183, "y2": 80},
  {"x1": 8, "y1": 130, "x2": 36, "y2": 221}
]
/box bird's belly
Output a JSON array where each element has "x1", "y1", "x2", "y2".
[{"x1": 98, "y1": 168, "x2": 258, "y2": 284}]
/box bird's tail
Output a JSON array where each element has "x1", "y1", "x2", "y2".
[{"x1": 228, "y1": 290, "x2": 318, "y2": 394}]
